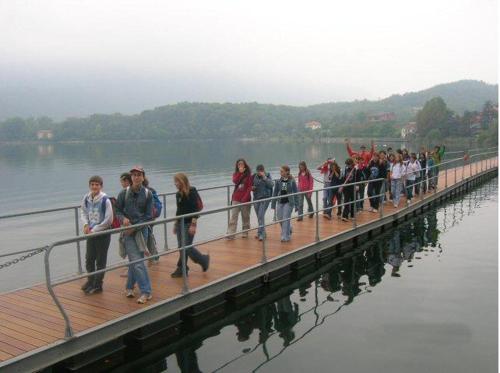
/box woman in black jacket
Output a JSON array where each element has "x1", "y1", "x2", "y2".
[
  {"x1": 341, "y1": 158, "x2": 357, "y2": 221},
  {"x1": 171, "y1": 173, "x2": 210, "y2": 278}
]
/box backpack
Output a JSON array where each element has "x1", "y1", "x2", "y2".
[
  {"x1": 108, "y1": 197, "x2": 121, "y2": 229},
  {"x1": 84, "y1": 195, "x2": 117, "y2": 229},
  {"x1": 150, "y1": 188, "x2": 163, "y2": 219},
  {"x1": 125, "y1": 186, "x2": 163, "y2": 219},
  {"x1": 193, "y1": 188, "x2": 204, "y2": 212},
  {"x1": 369, "y1": 166, "x2": 379, "y2": 180}
]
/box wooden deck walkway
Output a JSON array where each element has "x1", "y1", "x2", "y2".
[{"x1": 0, "y1": 158, "x2": 496, "y2": 366}]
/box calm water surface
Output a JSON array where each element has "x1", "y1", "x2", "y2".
[{"x1": 115, "y1": 179, "x2": 497, "y2": 373}]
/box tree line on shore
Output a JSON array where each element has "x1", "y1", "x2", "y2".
[{"x1": 0, "y1": 80, "x2": 496, "y2": 143}]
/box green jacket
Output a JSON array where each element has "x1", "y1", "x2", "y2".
[{"x1": 431, "y1": 145, "x2": 446, "y2": 165}]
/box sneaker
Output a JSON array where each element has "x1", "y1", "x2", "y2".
[
  {"x1": 81, "y1": 281, "x2": 92, "y2": 292},
  {"x1": 242, "y1": 233, "x2": 248, "y2": 238},
  {"x1": 137, "y1": 294, "x2": 152, "y2": 304},
  {"x1": 406, "y1": 200, "x2": 411, "y2": 206},
  {"x1": 368, "y1": 207, "x2": 374, "y2": 212},
  {"x1": 373, "y1": 209, "x2": 378, "y2": 213},
  {"x1": 125, "y1": 289, "x2": 135, "y2": 298},
  {"x1": 393, "y1": 204, "x2": 398, "y2": 208},
  {"x1": 297, "y1": 217, "x2": 303, "y2": 222},
  {"x1": 87, "y1": 285, "x2": 103, "y2": 294},
  {"x1": 201, "y1": 254, "x2": 210, "y2": 272},
  {"x1": 341, "y1": 217, "x2": 349, "y2": 222}
]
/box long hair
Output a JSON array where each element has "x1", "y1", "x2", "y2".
[
  {"x1": 174, "y1": 173, "x2": 191, "y2": 198},
  {"x1": 330, "y1": 160, "x2": 341, "y2": 175},
  {"x1": 234, "y1": 158, "x2": 251, "y2": 176},
  {"x1": 298, "y1": 161, "x2": 310, "y2": 176},
  {"x1": 281, "y1": 165, "x2": 294, "y2": 180}
]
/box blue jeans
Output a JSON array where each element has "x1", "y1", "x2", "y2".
[
  {"x1": 125, "y1": 229, "x2": 152, "y2": 295},
  {"x1": 406, "y1": 179, "x2": 415, "y2": 200},
  {"x1": 391, "y1": 179, "x2": 403, "y2": 206},
  {"x1": 276, "y1": 202, "x2": 293, "y2": 241},
  {"x1": 175, "y1": 222, "x2": 206, "y2": 269},
  {"x1": 254, "y1": 200, "x2": 270, "y2": 239}
]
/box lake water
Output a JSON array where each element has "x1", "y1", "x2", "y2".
[{"x1": 116, "y1": 178, "x2": 498, "y2": 373}]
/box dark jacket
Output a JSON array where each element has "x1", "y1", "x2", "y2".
[
  {"x1": 116, "y1": 186, "x2": 153, "y2": 225},
  {"x1": 252, "y1": 173, "x2": 274, "y2": 200},
  {"x1": 271, "y1": 178, "x2": 299, "y2": 210},
  {"x1": 176, "y1": 187, "x2": 201, "y2": 224}
]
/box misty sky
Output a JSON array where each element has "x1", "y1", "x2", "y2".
[{"x1": 0, "y1": 0, "x2": 497, "y2": 119}]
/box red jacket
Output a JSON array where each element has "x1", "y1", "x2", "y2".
[
  {"x1": 298, "y1": 172, "x2": 314, "y2": 198},
  {"x1": 346, "y1": 143, "x2": 375, "y2": 168},
  {"x1": 232, "y1": 172, "x2": 253, "y2": 203}
]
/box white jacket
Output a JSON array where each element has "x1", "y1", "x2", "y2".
[
  {"x1": 406, "y1": 160, "x2": 422, "y2": 181},
  {"x1": 80, "y1": 191, "x2": 113, "y2": 232}
]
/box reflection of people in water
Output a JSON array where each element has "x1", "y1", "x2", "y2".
[
  {"x1": 387, "y1": 230, "x2": 403, "y2": 277},
  {"x1": 365, "y1": 242, "x2": 385, "y2": 286},
  {"x1": 320, "y1": 264, "x2": 342, "y2": 293},
  {"x1": 235, "y1": 311, "x2": 257, "y2": 342},
  {"x1": 175, "y1": 342, "x2": 203, "y2": 373},
  {"x1": 340, "y1": 257, "x2": 364, "y2": 304},
  {"x1": 274, "y1": 296, "x2": 299, "y2": 346}
]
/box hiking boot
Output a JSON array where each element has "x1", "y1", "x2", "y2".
[
  {"x1": 171, "y1": 267, "x2": 187, "y2": 278},
  {"x1": 201, "y1": 254, "x2": 210, "y2": 272},
  {"x1": 137, "y1": 294, "x2": 152, "y2": 304}
]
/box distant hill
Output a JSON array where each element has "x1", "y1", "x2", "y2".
[{"x1": 0, "y1": 80, "x2": 497, "y2": 141}]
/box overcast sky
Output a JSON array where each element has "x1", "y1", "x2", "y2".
[{"x1": 0, "y1": 0, "x2": 497, "y2": 118}]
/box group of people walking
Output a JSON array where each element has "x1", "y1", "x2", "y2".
[
  {"x1": 79, "y1": 141, "x2": 445, "y2": 305},
  {"x1": 80, "y1": 168, "x2": 208, "y2": 304}
]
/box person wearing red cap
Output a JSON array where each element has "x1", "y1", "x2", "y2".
[{"x1": 115, "y1": 166, "x2": 153, "y2": 304}]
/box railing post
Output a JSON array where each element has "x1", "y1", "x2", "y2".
[
  {"x1": 163, "y1": 195, "x2": 168, "y2": 250},
  {"x1": 454, "y1": 160, "x2": 457, "y2": 184},
  {"x1": 180, "y1": 217, "x2": 189, "y2": 294},
  {"x1": 315, "y1": 190, "x2": 320, "y2": 242},
  {"x1": 73, "y1": 207, "x2": 83, "y2": 274},
  {"x1": 226, "y1": 185, "x2": 231, "y2": 226},
  {"x1": 379, "y1": 180, "x2": 385, "y2": 218},
  {"x1": 44, "y1": 245, "x2": 74, "y2": 339},
  {"x1": 261, "y1": 229, "x2": 267, "y2": 263},
  {"x1": 352, "y1": 187, "x2": 357, "y2": 229}
]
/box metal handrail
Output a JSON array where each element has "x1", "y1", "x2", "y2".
[{"x1": 38, "y1": 151, "x2": 497, "y2": 338}]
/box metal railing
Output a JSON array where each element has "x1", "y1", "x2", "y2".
[{"x1": 29, "y1": 150, "x2": 498, "y2": 338}]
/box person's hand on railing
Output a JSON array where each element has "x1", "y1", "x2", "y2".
[{"x1": 83, "y1": 224, "x2": 91, "y2": 235}]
